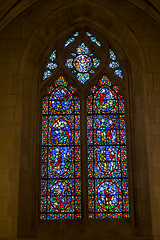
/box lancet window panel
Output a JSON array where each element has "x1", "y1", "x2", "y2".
[
  {"x1": 40, "y1": 76, "x2": 81, "y2": 220},
  {"x1": 87, "y1": 76, "x2": 129, "y2": 219}
]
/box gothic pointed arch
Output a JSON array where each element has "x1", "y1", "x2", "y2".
[{"x1": 40, "y1": 28, "x2": 129, "y2": 220}]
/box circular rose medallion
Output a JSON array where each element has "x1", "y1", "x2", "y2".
[
  {"x1": 74, "y1": 54, "x2": 92, "y2": 72},
  {"x1": 96, "y1": 180, "x2": 121, "y2": 211},
  {"x1": 94, "y1": 86, "x2": 117, "y2": 113},
  {"x1": 48, "y1": 180, "x2": 73, "y2": 212},
  {"x1": 95, "y1": 116, "x2": 119, "y2": 145},
  {"x1": 50, "y1": 87, "x2": 73, "y2": 114},
  {"x1": 95, "y1": 146, "x2": 120, "y2": 176},
  {"x1": 49, "y1": 147, "x2": 73, "y2": 177},
  {"x1": 49, "y1": 117, "x2": 73, "y2": 145}
]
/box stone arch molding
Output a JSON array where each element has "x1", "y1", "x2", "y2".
[
  {"x1": 17, "y1": 1, "x2": 152, "y2": 237},
  {"x1": 19, "y1": 1, "x2": 147, "y2": 84}
]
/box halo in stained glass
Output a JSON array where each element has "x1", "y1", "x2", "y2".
[
  {"x1": 48, "y1": 180, "x2": 74, "y2": 212},
  {"x1": 95, "y1": 146, "x2": 120, "y2": 176},
  {"x1": 49, "y1": 86, "x2": 73, "y2": 114},
  {"x1": 95, "y1": 180, "x2": 121, "y2": 211},
  {"x1": 94, "y1": 116, "x2": 119, "y2": 145},
  {"x1": 74, "y1": 55, "x2": 92, "y2": 72},
  {"x1": 94, "y1": 86, "x2": 118, "y2": 113},
  {"x1": 48, "y1": 146, "x2": 73, "y2": 177},
  {"x1": 48, "y1": 116, "x2": 73, "y2": 145},
  {"x1": 66, "y1": 42, "x2": 100, "y2": 84},
  {"x1": 41, "y1": 76, "x2": 81, "y2": 219},
  {"x1": 87, "y1": 76, "x2": 129, "y2": 219}
]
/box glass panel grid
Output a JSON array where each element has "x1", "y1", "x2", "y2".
[
  {"x1": 87, "y1": 77, "x2": 129, "y2": 219},
  {"x1": 41, "y1": 77, "x2": 81, "y2": 219}
]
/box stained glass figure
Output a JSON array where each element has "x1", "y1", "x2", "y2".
[
  {"x1": 41, "y1": 76, "x2": 81, "y2": 219},
  {"x1": 87, "y1": 76, "x2": 129, "y2": 219},
  {"x1": 66, "y1": 42, "x2": 100, "y2": 84},
  {"x1": 64, "y1": 32, "x2": 79, "y2": 48},
  {"x1": 43, "y1": 50, "x2": 58, "y2": 80},
  {"x1": 109, "y1": 49, "x2": 123, "y2": 79},
  {"x1": 86, "y1": 32, "x2": 101, "y2": 47}
]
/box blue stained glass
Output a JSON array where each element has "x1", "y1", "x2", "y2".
[
  {"x1": 115, "y1": 69, "x2": 123, "y2": 79},
  {"x1": 86, "y1": 32, "x2": 92, "y2": 37},
  {"x1": 66, "y1": 42, "x2": 100, "y2": 84},
  {"x1": 77, "y1": 43, "x2": 89, "y2": 55},
  {"x1": 64, "y1": 32, "x2": 79, "y2": 48},
  {"x1": 43, "y1": 70, "x2": 52, "y2": 80},
  {"x1": 65, "y1": 37, "x2": 75, "y2": 48},
  {"x1": 50, "y1": 50, "x2": 56, "y2": 61},
  {"x1": 109, "y1": 62, "x2": 119, "y2": 69},
  {"x1": 66, "y1": 59, "x2": 74, "y2": 68},
  {"x1": 77, "y1": 73, "x2": 89, "y2": 84},
  {"x1": 74, "y1": 55, "x2": 92, "y2": 72},
  {"x1": 71, "y1": 53, "x2": 76, "y2": 57},
  {"x1": 109, "y1": 49, "x2": 116, "y2": 61},
  {"x1": 43, "y1": 50, "x2": 57, "y2": 81},
  {"x1": 73, "y1": 32, "x2": 79, "y2": 37},
  {"x1": 93, "y1": 58, "x2": 100, "y2": 68},
  {"x1": 41, "y1": 76, "x2": 81, "y2": 219},
  {"x1": 90, "y1": 37, "x2": 101, "y2": 47},
  {"x1": 86, "y1": 32, "x2": 101, "y2": 47},
  {"x1": 87, "y1": 76, "x2": 129, "y2": 219},
  {"x1": 47, "y1": 62, "x2": 58, "y2": 70}
]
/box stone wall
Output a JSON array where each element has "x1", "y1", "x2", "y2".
[{"x1": 0, "y1": 0, "x2": 160, "y2": 239}]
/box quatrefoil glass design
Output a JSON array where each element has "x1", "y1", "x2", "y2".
[{"x1": 66, "y1": 42, "x2": 100, "y2": 84}]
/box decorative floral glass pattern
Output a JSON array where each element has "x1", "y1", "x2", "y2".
[
  {"x1": 109, "y1": 49, "x2": 123, "y2": 79},
  {"x1": 43, "y1": 50, "x2": 58, "y2": 80},
  {"x1": 87, "y1": 76, "x2": 129, "y2": 219},
  {"x1": 41, "y1": 76, "x2": 81, "y2": 219},
  {"x1": 66, "y1": 42, "x2": 100, "y2": 84}
]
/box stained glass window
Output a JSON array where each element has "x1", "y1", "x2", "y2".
[
  {"x1": 41, "y1": 31, "x2": 129, "y2": 221},
  {"x1": 87, "y1": 76, "x2": 129, "y2": 219},
  {"x1": 43, "y1": 50, "x2": 58, "y2": 80},
  {"x1": 109, "y1": 49, "x2": 123, "y2": 79},
  {"x1": 64, "y1": 32, "x2": 79, "y2": 48},
  {"x1": 86, "y1": 32, "x2": 101, "y2": 47},
  {"x1": 66, "y1": 42, "x2": 100, "y2": 84},
  {"x1": 40, "y1": 76, "x2": 81, "y2": 219}
]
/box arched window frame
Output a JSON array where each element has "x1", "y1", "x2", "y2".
[{"x1": 38, "y1": 27, "x2": 134, "y2": 234}]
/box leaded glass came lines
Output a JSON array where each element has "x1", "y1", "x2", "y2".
[
  {"x1": 40, "y1": 76, "x2": 81, "y2": 219},
  {"x1": 87, "y1": 75, "x2": 129, "y2": 219}
]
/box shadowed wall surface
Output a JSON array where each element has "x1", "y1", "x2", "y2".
[{"x1": 0, "y1": 0, "x2": 160, "y2": 239}]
